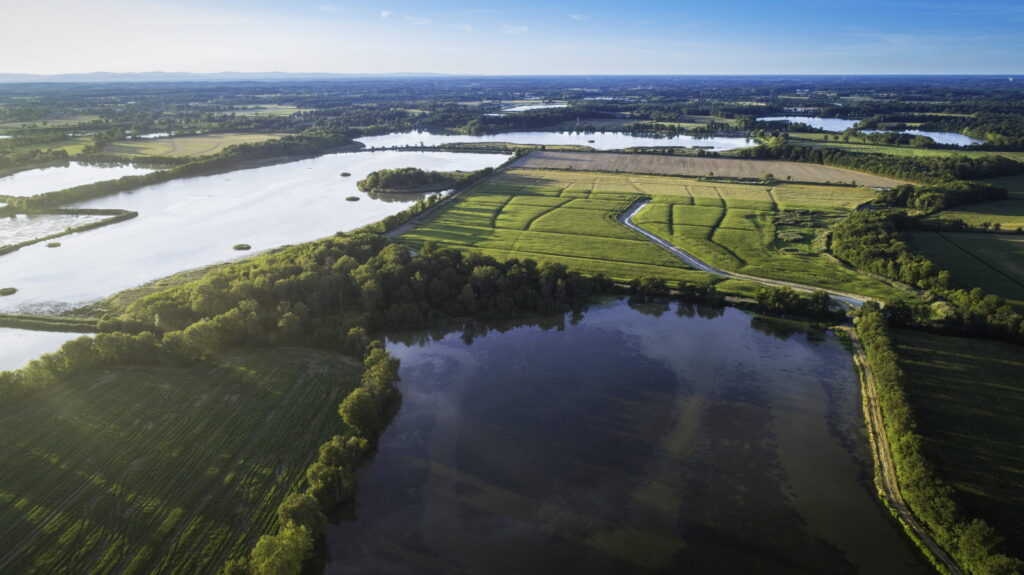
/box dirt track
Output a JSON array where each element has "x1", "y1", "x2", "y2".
[
  {"x1": 844, "y1": 326, "x2": 964, "y2": 575},
  {"x1": 513, "y1": 150, "x2": 903, "y2": 188}
]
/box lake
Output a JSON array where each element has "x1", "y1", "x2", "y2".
[
  {"x1": 758, "y1": 116, "x2": 860, "y2": 132},
  {"x1": 0, "y1": 151, "x2": 507, "y2": 313},
  {"x1": 324, "y1": 300, "x2": 929, "y2": 575},
  {"x1": 0, "y1": 328, "x2": 83, "y2": 372},
  {"x1": 759, "y1": 117, "x2": 984, "y2": 146},
  {"x1": 357, "y1": 131, "x2": 753, "y2": 152},
  {"x1": 0, "y1": 162, "x2": 155, "y2": 198},
  {"x1": 0, "y1": 212, "x2": 108, "y2": 247}
]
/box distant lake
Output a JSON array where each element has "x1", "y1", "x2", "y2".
[
  {"x1": 0, "y1": 162, "x2": 155, "y2": 198},
  {"x1": 358, "y1": 131, "x2": 753, "y2": 152},
  {"x1": 324, "y1": 300, "x2": 930, "y2": 575},
  {"x1": 0, "y1": 151, "x2": 507, "y2": 313},
  {"x1": 758, "y1": 116, "x2": 860, "y2": 132},
  {"x1": 865, "y1": 129, "x2": 984, "y2": 147},
  {"x1": 759, "y1": 117, "x2": 984, "y2": 146},
  {"x1": 501, "y1": 103, "x2": 568, "y2": 112}
]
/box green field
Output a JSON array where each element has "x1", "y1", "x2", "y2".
[
  {"x1": 228, "y1": 105, "x2": 312, "y2": 117},
  {"x1": 893, "y1": 329, "x2": 1024, "y2": 557},
  {"x1": 907, "y1": 231, "x2": 1024, "y2": 308},
  {"x1": 931, "y1": 174, "x2": 1024, "y2": 231},
  {"x1": 102, "y1": 133, "x2": 290, "y2": 157},
  {"x1": 397, "y1": 168, "x2": 903, "y2": 299},
  {"x1": 0, "y1": 347, "x2": 359, "y2": 574},
  {"x1": 633, "y1": 194, "x2": 905, "y2": 299},
  {"x1": 397, "y1": 169, "x2": 711, "y2": 284},
  {"x1": 789, "y1": 135, "x2": 1024, "y2": 163}
]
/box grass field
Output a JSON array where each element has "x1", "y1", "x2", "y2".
[
  {"x1": 102, "y1": 133, "x2": 290, "y2": 157},
  {"x1": 931, "y1": 174, "x2": 1024, "y2": 230},
  {"x1": 513, "y1": 150, "x2": 903, "y2": 187},
  {"x1": 398, "y1": 167, "x2": 903, "y2": 300},
  {"x1": 906, "y1": 231, "x2": 1024, "y2": 308},
  {"x1": 397, "y1": 169, "x2": 711, "y2": 284},
  {"x1": 789, "y1": 135, "x2": 1024, "y2": 163},
  {"x1": 893, "y1": 329, "x2": 1024, "y2": 557},
  {"x1": 633, "y1": 193, "x2": 905, "y2": 300},
  {"x1": 228, "y1": 105, "x2": 311, "y2": 117},
  {"x1": 0, "y1": 347, "x2": 359, "y2": 574},
  {"x1": 0, "y1": 115, "x2": 102, "y2": 129}
]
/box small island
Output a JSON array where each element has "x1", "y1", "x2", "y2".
[
  {"x1": 340, "y1": 172, "x2": 351, "y2": 177},
  {"x1": 345, "y1": 196, "x2": 360, "y2": 201},
  {"x1": 357, "y1": 167, "x2": 491, "y2": 194},
  {"x1": 0, "y1": 287, "x2": 17, "y2": 296},
  {"x1": 233, "y1": 244, "x2": 252, "y2": 251},
  {"x1": 46, "y1": 242, "x2": 61, "y2": 248}
]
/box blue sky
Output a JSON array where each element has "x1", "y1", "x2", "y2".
[{"x1": 2, "y1": 0, "x2": 1022, "y2": 74}]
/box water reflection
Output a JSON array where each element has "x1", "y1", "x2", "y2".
[{"x1": 324, "y1": 299, "x2": 929, "y2": 575}]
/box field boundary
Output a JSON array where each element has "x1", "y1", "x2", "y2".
[{"x1": 844, "y1": 326, "x2": 962, "y2": 575}]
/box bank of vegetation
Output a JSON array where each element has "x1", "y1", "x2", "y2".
[
  {"x1": 742, "y1": 137, "x2": 1023, "y2": 183},
  {"x1": 357, "y1": 166, "x2": 493, "y2": 194},
  {"x1": 856, "y1": 307, "x2": 1022, "y2": 574}
]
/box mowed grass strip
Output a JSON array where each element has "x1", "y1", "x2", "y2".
[
  {"x1": 0, "y1": 347, "x2": 359, "y2": 575},
  {"x1": 102, "y1": 133, "x2": 291, "y2": 157},
  {"x1": 906, "y1": 231, "x2": 1024, "y2": 308},
  {"x1": 893, "y1": 329, "x2": 1024, "y2": 557}
]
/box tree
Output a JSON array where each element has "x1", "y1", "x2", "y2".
[
  {"x1": 249, "y1": 524, "x2": 313, "y2": 575},
  {"x1": 339, "y1": 387, "x2": 379, "y2": 435},
  {"x1": 276, "y1": 493, "x2": 324, "y2": 535}
]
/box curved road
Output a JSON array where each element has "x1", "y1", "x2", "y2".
[
  {"x1": 620, "y1": 198, "x2": 962, "y2": 575},
  {"x1": 618, "y1": 199, "x2": 869, "y2": 309}
]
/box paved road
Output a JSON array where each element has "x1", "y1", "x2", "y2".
[{"x1": 618, "y1": 199, "x2": 869, "y2": 309}]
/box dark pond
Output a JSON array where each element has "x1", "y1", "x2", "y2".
[{"x1": 324, "y1": 299, "x2": 930, "y2": 574}]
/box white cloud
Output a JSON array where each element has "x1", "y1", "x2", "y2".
[
  {"x1": 318, "y1": 4, "x2": 339, "y2": 14},
  {"x1": 406, "y1": 16, "x2": 432, "y2": 25},
  {"x1": 380, "y1": 10, "x2": 392, "y2": 18},
  {"x1": 502, "y1": 24, "x2": 528, "y2": 34},
  {"x1": 568, "y1": 14, "x2": 585, "y2": 20},
  {"x1": 457, "y1": 22, "x2": 474, "y2": 32}
]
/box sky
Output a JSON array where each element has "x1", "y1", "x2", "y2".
[{"x1": 1, "y1": 0, "x2": 1022, "y2": 75}]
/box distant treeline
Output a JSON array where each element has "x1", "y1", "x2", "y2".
[
  {"x1": 856, "y1": 307, "x2": 1023, "y2": 575},
  {"x1": 833, "y1": 211, "x2": 1024, "y2": 343},
  {"x1": 3, "y1": 131, "x2": 358, "y2": 209},
  {"x1": 875, "y1": 182, "x2": 1008, "y2": 212},
  {"x1": 741, "y1": 138, "x2": 1024, "y2": 183}
]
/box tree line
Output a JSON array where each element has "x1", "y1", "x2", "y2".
[
  {"x1": 856, "y1": 306, "x2": 1022, "y2": 575},
  {"x1": 832, "y1": 211, "x2": 1024, "y2": 343},
  {"x1": 875, "y1": 182, "x2": 1008, "y2": 212},
  {"x1": 741, "y1": 137, "x2": 1023, "y2": 183}
]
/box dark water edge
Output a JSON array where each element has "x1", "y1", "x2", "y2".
[{"x1": 324, "y1": 299, "x2": 931, "y2": 575}]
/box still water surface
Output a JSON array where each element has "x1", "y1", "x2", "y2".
[
  {"x1": 325, "y1": 301, "x2": 929, "y2": 575},
  {"x1": 357, "y1": 131, "x2": 753, "y2": 152},
  {"x1": 0, "y1": 151, "x2": 506, "y2": 312},
  {"x1": 0, "y1": 162, "x2": 154, "y2": 197},
  {"x1": 0, "y1": 328, "x2": 83, "y2": 372}
]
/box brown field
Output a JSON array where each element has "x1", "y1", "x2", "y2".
[
  {"x1": 103, "y1": 132, "x2": 289, "y2": 157},
  {"x1": 512, "y1": 150, "x2": 903, "y2": 188}
]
